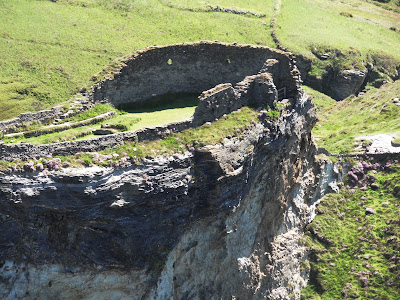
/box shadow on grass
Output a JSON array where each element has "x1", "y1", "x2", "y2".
[{"x1": 118, "y1": 93, "x2": 199, "y2": 113}]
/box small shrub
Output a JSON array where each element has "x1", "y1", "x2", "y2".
[
  {"x1": 266, "y1": 110, "x2": 280, "y2": 120},
  {"x1": 339, "y1": 12, "x2": 353, "y2": 18},
  {"x1": 82, "y1": 156, "x2": 92, "y2": 167}
]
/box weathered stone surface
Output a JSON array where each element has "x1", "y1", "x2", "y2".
[
  {"x1": 0, "y1": 105, "x2": 65, "y2": 131},
  {"x1": 0, "y1": 120, "x2": 192, "y2": 161},
  {"x1": 93, "y1": 128, "x2": 117, "y2": 135},
  {"x1": 0, "y1": 91, "x2": 327, "y2": 299},
  {"x1": 192, "y1": 73, "x2": 278, "y2": 126},
  {"x1": 370, "y1": 183, "x2": 380, "y2": 190},
  {"x1": 91, "y1": 41, "x2": 299, "y2": 107},
  {"x1": 0, "y1": 43, "x2": 333, "y2": 299},
  {"x1": 365, "y1": 207, "x2": 376, "y2": 215},
  {"x1": 295, "y1": 54, "x2": 369, "y2": 100},
  {"x1": 329, "y1": 69, "x2": 367, "y2": 100},
  {"x1": 0, "y1": 98, "x2": 91, "y2": 132},
  {"x1": 0, "y1": 42, "x2": 302, "y2": 162}
]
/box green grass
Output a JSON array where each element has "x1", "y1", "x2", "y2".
[
  {"x1": 1, "y1": 0, "x2": 400, "y2": 120},
  {"x1": 68, "y1": 103, "x2": 118, "y2": 122},
  {"x1": 0, "y1": 0, "x2": 274, "y2": 120},
  {"x1": 393, "y1": 133, "x2": 400, "y2": 146},
  {"x1": 307, "y1": 81, "x2": 400, "y2": 153},
  {"x1": 162, "y1": 0, "x2": 274, "y2": 15},
  {"x1": 302, "y1": 86, "x2": 336, "y2": 111},
  {"x1": 3, "y1": 94, "x2": 198, "y2": 144},
  {"x1": 102, "y1": 106, "x2": 258, "y2": 162},
  {"x1": 277, "y1": 0, "x2": 400, "y2": 93},
  {"x1": 76, "y1": 104, "x2": 197, "y2": 142},
  {"x1": 366, "y1": 0, "x2": 400, "y2": 14},
  {"x1": 278, "y1": 0, "x2": 400, "y2": 59},
  {"x1": 302, "y1": 159, "x2": 400, "y2": 299},
  {"x1": 0, "y1": 106, "x2": 259, "y2": 169}
]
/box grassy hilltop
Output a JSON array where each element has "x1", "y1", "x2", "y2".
[
  {"x1": 1, "y1": 0, "x2": 400, "y2": 120},
  {"x1": 1, "y1": 1, "x2": 400, "y2": 299},
  {"x1": 0, "y1": 0, "x2": 274, "y2": 119}
]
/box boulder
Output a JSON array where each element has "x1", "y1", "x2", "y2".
[
  {"x1": 365, "y1": 207, "x2": 376, "y2": 215},
  {"x1": 370, "y1": 183, "x2": 380, "y2": 190},
  {"x1": 330, "y1": 69, "x2": 367, "y2": 100},
  {"x1": 93, "y1": 129, "x2": 117, "y2": 135}
]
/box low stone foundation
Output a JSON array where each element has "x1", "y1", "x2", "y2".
[
  {"x1": 0, "y1": 106, "x2": 65, "y2": 131},
  {"x1": 0, "y1": 42, "x2": 301, "y2": 162}
]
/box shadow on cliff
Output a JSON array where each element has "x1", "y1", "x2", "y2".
[{"x1": 119, "y1": 93, "x2": 199, "y2": 113}]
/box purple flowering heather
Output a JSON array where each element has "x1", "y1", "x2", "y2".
[
  {"x1": 23, "y1": 161, "x2": 35, "y2": 172},
  {"x1": 352, "y1": 162, "x2": 364, "y2": 174},
  {"x1": 36, "y1": 163, "x2": 44, "y2": 171},
  {"x1": 348, "y1": 171, "x2": 358, "y2": 182}
]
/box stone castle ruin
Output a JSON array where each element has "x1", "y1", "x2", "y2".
[
  {"x1": 0, "y1": 42, "x2": 320, "y2": 299},
  {"x1": 92, "y1": 41, "x2": 300, "y2": 107},
  {"x1": 0, "y1": 41, "x2": 302, "y2": 161}
]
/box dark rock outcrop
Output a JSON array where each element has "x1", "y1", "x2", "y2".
[
  {"x1": 329, "y1": 69, "x2": 367, "y2": 100},
  {"x1": 0, "y1": 43, "x2": 330, "y2": 299},
  {"x1": 0, "y1": 90, "x2": 328, "y2": 299},
  {"x1": 295, "y1": 54, "x2": 369, "y2": 100}
]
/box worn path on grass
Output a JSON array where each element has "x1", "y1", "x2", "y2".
[{"x1": 356, "y1": 132, "x2": 400, "y2": 154}]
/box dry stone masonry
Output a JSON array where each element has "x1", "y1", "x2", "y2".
[
  {"x1": 91, "y1": 41, "x2": 299, "y2": 106},
  {"x1": 1, "y1": 41, "x2": 300, "y2": 162},
  {"x1": 0, "y1": 42, "x2": 327, "y2": 300}
]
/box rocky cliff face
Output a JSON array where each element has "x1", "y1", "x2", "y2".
[{"x1": 0, "y1": 90, "x2": 336, "y2": 299}]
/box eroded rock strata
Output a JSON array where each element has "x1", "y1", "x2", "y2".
[
  {"x1": 0, "y1": 43, "x2": 333, "y2": 299},
  {"x1": 0, "y1": 94, "x2": 329, "y2": 299}
]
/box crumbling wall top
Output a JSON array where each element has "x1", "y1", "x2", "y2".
[{"x1": 91, "y1": 41, "x2": 300, "y2": 107}]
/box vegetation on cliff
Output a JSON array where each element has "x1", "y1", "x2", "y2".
[
  {"x1": 1, "y1": 94, "x2": 198, "y2": 144},
  {"x1": 307, "y1": 81, "x2": 400, "y2": 154},
  {"x1": 0, "y1": 106, "x2": 261, "y2": 171},
  {"x1": 0, "y1": 0, "x2": 273, "y2": 120},
  {"x1": 1, "y1": 0, "x2": 400, "y2": 119},
  {"x1": 302, "y1": 158, "x2": 400, "y2": 299}
]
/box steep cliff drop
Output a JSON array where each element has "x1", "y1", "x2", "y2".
[{"x1": 0, "y1": 42, "x2": 332, "y2": 299}]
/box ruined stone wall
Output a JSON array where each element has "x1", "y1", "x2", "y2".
[
  {"x1": 92, "y1": 41, "x2": 299, "y2": 106},
  {"x1": 0, "y1": 106, "x2": 65, "y2": 131},
  {"x1": 0, "y1": 120, "x2": 192, "y2": 161},
  {"x1": 0, "y1": 71, "x2": 287, "y2": 162},
  {"x1": 0, "y1": 42, "x2": 301, "y2": 162},
  {"x1": 192, "y1": 72, "x2": 278, "y2": 126},
  {"x1": 0, "y1": 92, "x2": 320, "y2": 300}
]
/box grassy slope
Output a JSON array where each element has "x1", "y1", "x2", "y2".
[
  {"x1": 0, "y1": 0, "x2": 273, "y2": 120},
  {"x1": 302, "y1": 159, "x2": 400, "y2": 299},
  {"x1": 278, "y1": 0, "x2": 400, "y2": 59},
  {"x1": 366, "y1": 0, "x2": 400, "y2": 14},
  {"x1": 163, "y1": 0, "x2": 274, "y2": 14},
  {"x1": 2, "y1": 0, "x2": 400, "y2": 121},
  {"x1": 11, "y1": 105, "x2": 196, "y2": 144},
  {"x1": 307, "y1": 81, "x2": 400, "y2": 154},
  {"x1": 277, "y1": 0, "x2": 400, "y2": 92},
  {"x1": 0, "y1": 106, "x2": 258, "y2": 170},
  {"x1": 3, "y1": 94, "x2": 198, "y2": 144},
  {"x1": 0, "y1": 1, "x2": 399, "y2": 298}
]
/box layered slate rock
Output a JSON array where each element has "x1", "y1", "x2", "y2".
[{"x1": 0, "y1": 42, "x2": 331, "y2": 300}]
